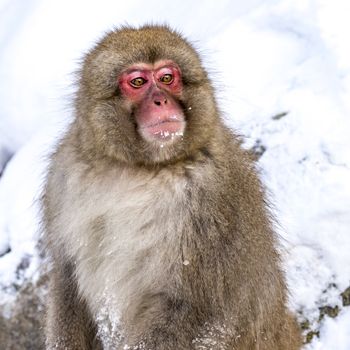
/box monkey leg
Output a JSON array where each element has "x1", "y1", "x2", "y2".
[
  {"x1": 225, "y1": 312, "x2": 302, "y2": 350},
  {"x1": 45, "y1": 263, "x2": 101, "y2": 350},
  {"x1": 121, "y1": 294, "x2": 202, "y2": 350}
]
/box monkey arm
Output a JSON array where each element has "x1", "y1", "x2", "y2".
[
  {"x1": 45, "y1": 262, "x2": 102, "y2": 350},
  {"x1": 120, "y1": 293, "x2": 203, "y2": 350}
]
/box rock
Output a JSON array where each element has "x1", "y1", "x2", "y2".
[
  {"x1": 305, "y1": 330, "x2": 319, "y2": 344},
  {"x1": 319, "y1": 305, "x2": 339, "y2": 320},
  {"x1": 0, "y1": 274, "x2": 47, "y2": 350},
  {"x1": 341, "y1": 286, "x2": 350, "y2": 307},
  {"x1": 250, "y1": 139, "x2": 266, "y2": 159}
]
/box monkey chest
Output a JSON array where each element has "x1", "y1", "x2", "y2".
[{"x1": 62, "y1": 169, "x2": 187, "y2": 318}]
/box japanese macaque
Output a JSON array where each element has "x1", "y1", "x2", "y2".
[{"x1": 42, "y1": 25, "x2": 301, "y2": 349}]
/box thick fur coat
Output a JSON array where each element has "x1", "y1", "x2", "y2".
[{"x1": 42, "y1": 25, "x2": 301, "y2": 349}]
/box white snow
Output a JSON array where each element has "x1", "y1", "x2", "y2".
[
  {"x1": 0, "y1": 121, "x2": 67, "y2": 299},
  {"x1": 1, "y1": 0, "x2": 350, "y2": 348},
  {"x1": 306, "y1": 310, "x2": 350, "y2": 350}
]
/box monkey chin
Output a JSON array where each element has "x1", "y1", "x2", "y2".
[{"x1": 139, "y1": 120, "x2": 186, "y2": 147}]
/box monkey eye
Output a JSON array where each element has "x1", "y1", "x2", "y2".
[
  {"x1": 130, "y1": 77, "x2": 147, "y2": 88},
  {"x1": 159, "y1": 74, "x2": 173, "y2": 84}
]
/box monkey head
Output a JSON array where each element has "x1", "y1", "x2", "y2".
[{"x1": 75, "y1": 25, "x2": 219, "y2": 165}]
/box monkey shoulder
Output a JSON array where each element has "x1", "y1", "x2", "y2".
[{"x1": 191, "y1": 126, "x2": 265, "y2": 206}]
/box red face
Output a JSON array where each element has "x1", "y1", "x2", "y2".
[{"x1": 118, "y1": 60, "x2": 185, "y2": 143}]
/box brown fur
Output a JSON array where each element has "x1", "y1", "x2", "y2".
[{"x1": 42, "y1": 25, "x2": 301, "y2": 349}]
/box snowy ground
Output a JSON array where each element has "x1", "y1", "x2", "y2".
[{"x1": 1, "y1": 0, "x2": 350, "y2": 348}]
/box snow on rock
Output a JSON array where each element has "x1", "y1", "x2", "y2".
[
  {"x1": 0, "y1": 121, "x2": 68, "y2": 302},
  {"x1": 205, "y1": 2, "x2": 350, "y2": 342},
  {"x1": 305, "y1": 309, "x2": 350, "y2": 350},
  {"x1": 0, "y1": 146, "x2": 11, "y2": 177}
]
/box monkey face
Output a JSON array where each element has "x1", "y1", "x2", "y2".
[
  {"x1": 77, "y1": 26, "x2": 219, "y2": 165},
  {"x1": 118, "y1": 60, "x2": 186, "y2": 144}
]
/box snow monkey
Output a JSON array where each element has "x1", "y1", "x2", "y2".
[{"x1": 42, "y1": 25, "x2": 301, "y2": 349}]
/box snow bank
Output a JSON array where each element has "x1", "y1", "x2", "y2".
[{"x1": 0, "y1": 122, "x2": 67, "y2": 301}]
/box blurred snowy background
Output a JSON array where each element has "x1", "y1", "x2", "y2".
[{"x1": 0, "y1": 0, "x2": 350, "y2": 348}]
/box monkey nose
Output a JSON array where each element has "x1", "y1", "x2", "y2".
[{"x1": 153, "y1": 95, "x2": 167, "y2": 106}]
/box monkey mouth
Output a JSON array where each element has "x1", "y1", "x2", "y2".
[{"x1": 141, "y1": 118, "x2": 185, "y2": 141}]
